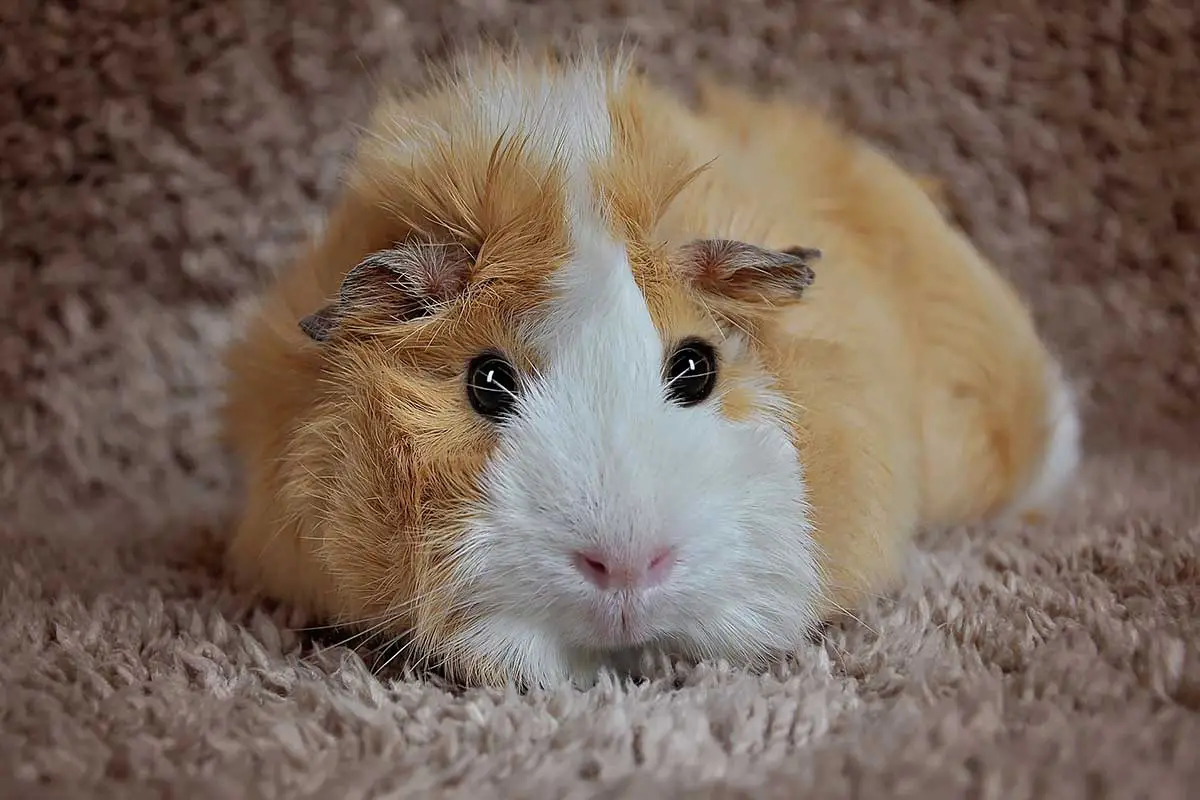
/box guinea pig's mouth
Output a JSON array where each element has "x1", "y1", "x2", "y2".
[{"x1": 585, "y1": 595, "x2": 662, "y2": 649}]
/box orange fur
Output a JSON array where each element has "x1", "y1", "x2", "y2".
[{"x1": 222, "y1": 47, "x2": 1078, "y2": 685}]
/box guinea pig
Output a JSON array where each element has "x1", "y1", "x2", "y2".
[{"x1": 221, "y1": 46, "x2": 1081, "y2": 689}]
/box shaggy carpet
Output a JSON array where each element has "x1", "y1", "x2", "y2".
[{"x1": 2, "y1": 0, "x2": 1198, "y2": 797}]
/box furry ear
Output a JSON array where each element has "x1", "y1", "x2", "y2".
[
  {"x1": 299, "y1": 243, "x2": 474, "y2": 342},
  {"x1": 676, "y1": 239, "x2": 819, "y2": 306}
]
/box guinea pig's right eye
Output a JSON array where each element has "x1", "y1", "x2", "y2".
[
  {"x1": 466, "y1": 353, "x2": 520, "y2": 420},
  {"x1": 664, "y1": 339, "x2": 718, "y2": 407}
]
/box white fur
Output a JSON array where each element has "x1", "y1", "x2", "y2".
[
  {"x1": 462, "y1": 57, "x2": 620, "y2": 175},
  {"x1": 438, "y1": 63, "x2": 820, "y2": 688},
  {"x1": 1008, "y1": 359, "x2": 1082, "y2": 519},
  {"x1": 385, "y1": 53, "x2": 622, "y2": 226},
  {"x1": 458, "y1": 55, "x2": 623, "y2": 244}
]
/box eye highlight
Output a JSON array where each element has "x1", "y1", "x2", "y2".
[
  {"x1": 467, "y1": 352, "x2": 520, "y2": 419},
  {"x1": 664, "y1": 339, "x2": 718, "y2": 407}
]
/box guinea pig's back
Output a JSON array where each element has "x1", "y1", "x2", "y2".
[{"x1": 834, "y1": 142, "x2": 1081, "y2": 529}]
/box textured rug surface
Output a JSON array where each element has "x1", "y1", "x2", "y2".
[{"x1": 2, "y1": 1, "x2": 1199, "y2": 797}]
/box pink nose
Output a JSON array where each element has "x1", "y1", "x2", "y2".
[{"x1": 573, "y1": 546, "x2": 676, "y2": 590}]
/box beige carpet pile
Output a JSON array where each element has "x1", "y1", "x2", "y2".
[{"x1": 2, "y1": 1, "x2": 1198, "y2": 797}]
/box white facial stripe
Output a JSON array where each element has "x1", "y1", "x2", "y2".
[
  {"x1": 533, "y1": 229, "x2": 663, "y2": 382},
  {"x1": 519, "y1": 236, "x2": 675, "y2": 543}
]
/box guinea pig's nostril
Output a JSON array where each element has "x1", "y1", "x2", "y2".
[
  {"x1": 648, "y1": 547, "x2": 675, "y2": 573},
  {"x1": 583, "y1": 555, "x2": 608, "y2": 575},
  {"x1": 574, "y1": 550, "x2": 612, "y2": 588}
]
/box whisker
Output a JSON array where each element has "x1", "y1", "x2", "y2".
[
  {"x1": 665, "y1": 370, "x2": 717, "y2": 388},
  {"x1": 465, "y1": 382, "x2": 520, "y2": 401},
  {"x1": 821, "y1": 599, "x2": 881, "y2": 637},
  {"x1": 370, "y1": 633, "x2": 423, "y2": 676}
]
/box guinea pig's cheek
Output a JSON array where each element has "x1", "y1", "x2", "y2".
[
  {"x1": 712, "y1": 384, "x2": 755, "y2": 423},
  {"x1": 670, "y1": 409, "x2": 823, "y2": 655},
  {"x1": 714, "y1": 361, "x2": 774, "y2": 424}
]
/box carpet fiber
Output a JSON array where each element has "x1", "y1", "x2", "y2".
[{"x1": 2, "y1": 1, "x2": 1198, "y2": 797}]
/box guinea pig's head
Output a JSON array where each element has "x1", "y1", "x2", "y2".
[{"x1": 290, "y1": 53, "x2": 823, "y2": 687}]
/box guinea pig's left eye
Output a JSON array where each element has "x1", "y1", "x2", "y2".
[
  {"x1": 664, "y1": 339, "x2": 718, "y2": 407},
  {"x1": 467, "y1": 352, "x2": 520, "y2": 419}
]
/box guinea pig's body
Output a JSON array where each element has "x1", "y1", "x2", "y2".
[{"x1": 222, "y1": 49, "x2": 1080, "y2": 688}]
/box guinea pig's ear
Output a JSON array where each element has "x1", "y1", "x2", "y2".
[
  {"x1": 298, "y1": 243, "x2": 474, "y2": 342},
  {"x1": 299, "y1": 303, "x2": 340, "y2": 343},
  {"x1": 676, "y1": 239, "x2": 820, "y2": 306}
]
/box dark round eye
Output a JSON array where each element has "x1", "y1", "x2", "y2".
[
  {"x1": 466, "y1": 353, "x2": 520, "y2": 419},
  {"x1": 664, "y1": 340, "x2": 718, "y2": 407}
]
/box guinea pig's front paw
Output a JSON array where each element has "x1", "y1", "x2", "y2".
[
  {"x1": 516, "y1": 649, "x2": 606, "y2": 692},
  {"x1": 534, "y1": 652, "x2": 637, "y2": 692},
  {"x1": 565, "y1": 665, "x2": 604, "y2": 691}
]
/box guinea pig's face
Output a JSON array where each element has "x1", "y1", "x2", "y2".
[
  {"x1": 297, "y1": 60, "x2": 824, "y2": 687},
  {"x1": 452, "y1": 236, "x2": 824, "y2": 687}
]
